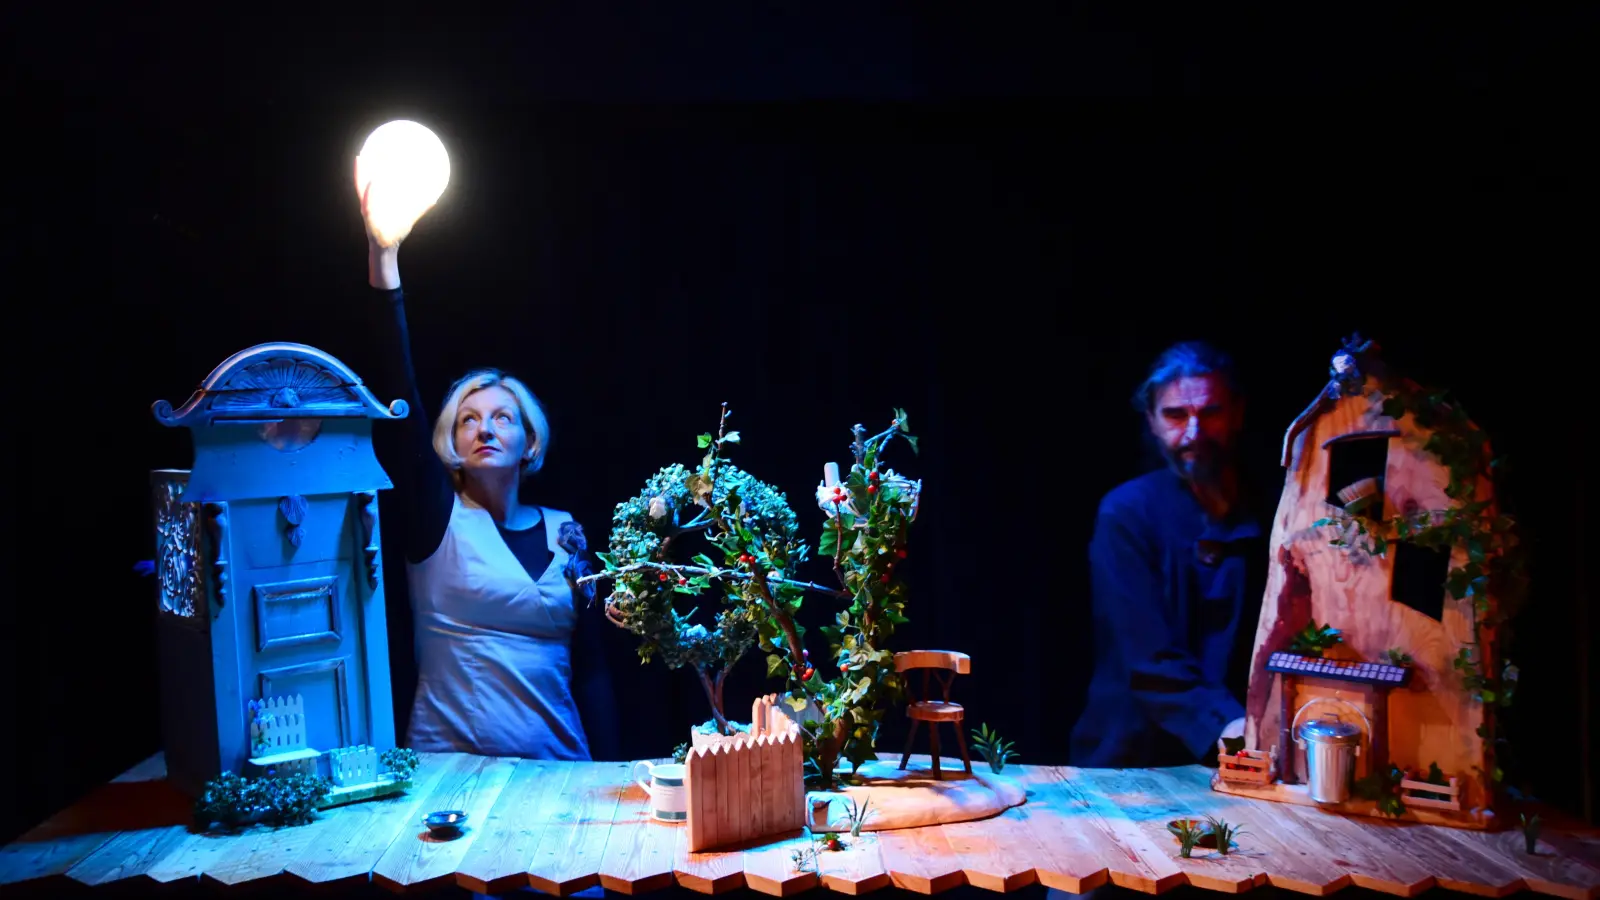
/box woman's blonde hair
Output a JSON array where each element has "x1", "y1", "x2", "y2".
[{"x1": 432, "y1": 368, "x2": 550, "y2": 482}]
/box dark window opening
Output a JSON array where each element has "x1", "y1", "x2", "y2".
[
  {"x1": 1391, "y1": 541, "x2": 1450, "y2": 622},
  {"x1": 1326, "y1": 436, "x2": 1389, "y2": 518}
]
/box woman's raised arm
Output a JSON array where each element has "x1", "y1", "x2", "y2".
[{"x1": 361, "y1": 162, "x2": 455, "y2": 565}]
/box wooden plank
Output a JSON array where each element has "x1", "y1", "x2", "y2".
[
  {"x1": 597, "y1": 758, "x2": 679, "y2": 895},
  {"x1": 526, "y1": 761, "x2": 628, "y2": 896},
  {"x1": 7, "y1": 756, "x2": 1600, "y2": 900},
  {"x1": 1002, "y1": 765, "x2": 1121, "y2": 894},
  {"x1": 369, "y1": 753, "x2": 518, "y2": 892},
  {"x1": 1373, "y1": 820, "x2": 1528, "y2": 897},
  {"x1": 453, "y1": 759, "x2": 572, "y2": 895},
  {"x1": 938, "y1": 802, "x2": 1041, "y2": 892},
  {"x1": 1148, "y1": 766, "x2": 1352, "y2": 895},
  {"x1": 62, "y1": 823, "x2": 193, "y2": 888},
  {"x1": 1052, "y1": 768, "x2": 1187, "y2": 894},
  {"x1": 875, "y1": 809, "x2": 966, "y2": 894},
  {"x1": 0, "y1": 754, "x2": 171, "y2": 889},
  {"x1": 741, "y1": 830, "x2": 820, "y2": 897},
  {"x1": 282, "y1": 751, "x2": 458, "y2": 885},
  {"x1": 815, "y1": 831, "x2": 891, "y2": 895},
  {"x1": 1434, "y1": 826, "x2": 1600, "y2": 900},
  {"x1": 61, "y1": 756, "x2": 203, "y2": 888},
  {"x1": 199, "y1": 782, "x2": 372, "y2": 887},
  {"x1": 1271, "y1": 793, "x2": 1441, "y2": 896},
  {"x1": 1079, "y1": 767, "x2": 1267, "y2": 894}
]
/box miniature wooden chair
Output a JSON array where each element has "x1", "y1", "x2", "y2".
[{"x1": 895, "y1": 650, "x2": 972, "y2": 779}]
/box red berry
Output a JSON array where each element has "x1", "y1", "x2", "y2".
[
  {"x1": 869, "y1": 471, "x2": 879, "y2": 481},
  {"x1": 659, "y1": 572, "x2": 669, "y2": 582},
  {"x1": 801, "y1": 666, "x2": 815, "y2": 681},
  {"x1": 866, "y1": 485, "x2": 877, "y2": 494},
  {"x1": 896, "y1": 549, "x2": 907, "y2": 559},
  {"x1": 880, "y1": 574, "x2": 890, "y2": 584},
  {"x1": 678, "y1": 577, "x2": 688, "y2": 585}
]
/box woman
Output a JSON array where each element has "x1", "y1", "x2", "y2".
[{"x1": 357, "y1": 156, "x2": 617, "y2": 761}]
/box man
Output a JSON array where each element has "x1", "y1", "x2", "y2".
[{"x1": 1070, "y1": 341, "x2": 1268, "y2": 769}]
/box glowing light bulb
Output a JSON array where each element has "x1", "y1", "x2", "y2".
[{"x1": 356, "y1": 120, "x2": 451, "y2": 243}]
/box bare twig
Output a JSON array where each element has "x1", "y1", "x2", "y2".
[{"x1": 578, "y1": 561, "x2": 845, "y2": 596}]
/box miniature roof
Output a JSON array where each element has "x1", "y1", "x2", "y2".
[
  {"x1": 153, "y1": 342, "x2": 408, "y2": 428},
  {"x1": 1264, "y1": 651, "x2": 1413, "y2": 689}
]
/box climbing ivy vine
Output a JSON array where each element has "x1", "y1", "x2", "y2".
[{"x1": 1314, "y1": 377, "x2": 1528, "y2": 788}]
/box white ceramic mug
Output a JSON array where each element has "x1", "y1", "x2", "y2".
[{"x1": 633, "y1": 761, "x2": 687, "y2": 822}]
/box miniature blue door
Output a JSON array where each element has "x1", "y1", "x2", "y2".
[
  {"x1": 229, "y1": 493, "x2": 375, "y2": 754},
  {"x1": 153, "y1": 342, "x2": 405, "y2": 795}
]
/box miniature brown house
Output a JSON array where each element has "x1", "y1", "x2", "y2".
[{"x1": 1215, "y1": 336, "x2": 1497, "y2": 828}]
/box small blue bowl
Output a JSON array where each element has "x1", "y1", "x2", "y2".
[{"x1": 424, "y1": 810, "x2": 469, "y2": 837}]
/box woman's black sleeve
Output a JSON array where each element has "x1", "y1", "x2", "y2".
[{"x1": 372, "y1": 286, "x2": 455, "y2": 564}]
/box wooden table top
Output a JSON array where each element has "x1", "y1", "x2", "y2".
[{"x1": 1, "y1": 752, "x2": 1596, "y2": 898}]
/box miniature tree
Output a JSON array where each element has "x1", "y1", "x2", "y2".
[
  {"x1": 586, "y1": 405, "x2": 829, "y2": 736},
  {"x1": 582, "y1": 405, "x2": 923, "y2": 774}
]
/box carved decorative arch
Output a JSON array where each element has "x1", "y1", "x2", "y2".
[{"x1": 152, "y1": 342, "x2": 408, "y2": 427}]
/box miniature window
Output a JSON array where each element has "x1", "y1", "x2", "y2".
[
  {"x1": 1391, "y1": 541, "x2": 1449, "y2": 621},
  {"x1": 257, "y1": 418, "x2": 323, "y2": 452},
  {"x1": 1325, "y1": 436, "x2": 1389, "y2": 518}
]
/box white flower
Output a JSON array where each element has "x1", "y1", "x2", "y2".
[
  {"x1": 683, "y1": 624, "x2": 710, "y2": 644},
  {"x1": 648, "y1": 495, "x2": 669, "y2": 520},
  {"x1": 880, "y1": 469, "x2": 923, "y2": 520},
  {"x1": 816, "y1": 482, "x2": 858, "y2": 518}
]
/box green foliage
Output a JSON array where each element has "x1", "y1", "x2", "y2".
[
  {"x1": 1354, "y1": 762, "x2": 1409, "y2": 818},
  {"x1": 1289, "y1": 620, "x2": 1343, "y2": 656},
  {"x1": 1412, "y1": 761, "x2": 1453, "y2": 802},
  {"x1": 596, "y1": 405, "x2": 806, "y2": 734},
  {"x1": 1166, "y1": 818, "x2": 1209, "y2": 859},
  {"x1": 844, "y1": 796, "x2": 874, "y2": 837},
  {"x1": 1520, "y1": 813, "x2": 1542, "y2": 854},
  {"x1": 1313, "y1": 363, "x2": 1529, "y2": 789},
  {"x1": 193, "y1": 770, "x2": 333, "y2": 832},
  {"x1": 1384, "y1": 648, "x2": 1414, "y2": 667},
  {"x1": 671, "y1": 742, "x2": 689, "y2": 765},
  {"x1": 782, "y1": 411, "x2": 922, "y2": 785},
  {"x1": 1204, "y1": 816, "x2": 1246, "y2": 856},
  {"x1": 380, "y1": 747, "x2": 420, "y2": 781},
  {"x1": 970, "y1": 723, "x2": 1019, "y2": 773}
]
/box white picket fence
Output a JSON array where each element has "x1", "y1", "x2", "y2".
[
  {"x1": 251, "y1": 694, "x2": 308, "y2": 754},
  {"x1": 327, "y1": 745, "x2": 379, "y2": 787}
]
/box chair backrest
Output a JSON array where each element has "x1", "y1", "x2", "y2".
[{"x1": 893, "y1": 650, "x2": 971, "y2": 675}]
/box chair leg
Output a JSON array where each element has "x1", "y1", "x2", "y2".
[
  {"x1": 953, "y1": 717, "x2": 972, "y2": 774},
  {"x1": 900, "y1": 719, "x2": 920, "y2": 770},
  {"x1": 929, "y1": 722, "x2": 942, "y2": 780}
]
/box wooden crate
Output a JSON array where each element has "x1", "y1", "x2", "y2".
[{"x1": 1217, "y1": 749, "x2": 1273, "y2": 785}]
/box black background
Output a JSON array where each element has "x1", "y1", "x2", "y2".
[{"x1": 7, "y1": 5, "x2": 1593, "y2": 847}]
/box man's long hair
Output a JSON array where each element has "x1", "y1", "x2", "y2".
[{"x1": 1132, "y1": 341, "x2": 1241, "y2": 415}]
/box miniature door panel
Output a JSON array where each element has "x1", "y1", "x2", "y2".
[{"x1": 225, "y1": 494, "x2": 372, "y2": 755}]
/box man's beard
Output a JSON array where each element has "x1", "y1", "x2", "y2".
[{"x1": 1165, "y1": 438, "x2": 1231, "y2": 487}]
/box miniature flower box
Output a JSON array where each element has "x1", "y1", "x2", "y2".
[
  {"x1": 1399, "y1": 776, "x2": 1462, "y2": 812},
  {"x1": 1217, "y1": 749, "x2": 1273, "y2": 784}
]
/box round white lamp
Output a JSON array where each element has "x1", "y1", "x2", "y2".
[{"x1": 355, "y1": 119, "x2": 451, "y2": 243}]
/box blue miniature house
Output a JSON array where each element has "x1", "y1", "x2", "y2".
[{"x1": 150, "y1": 342, "x2": 408, "y2": 796}]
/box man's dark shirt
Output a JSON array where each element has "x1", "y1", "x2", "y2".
[{"x1": 1070, "y1": 467, "x2": 1267, "y2": 768}]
